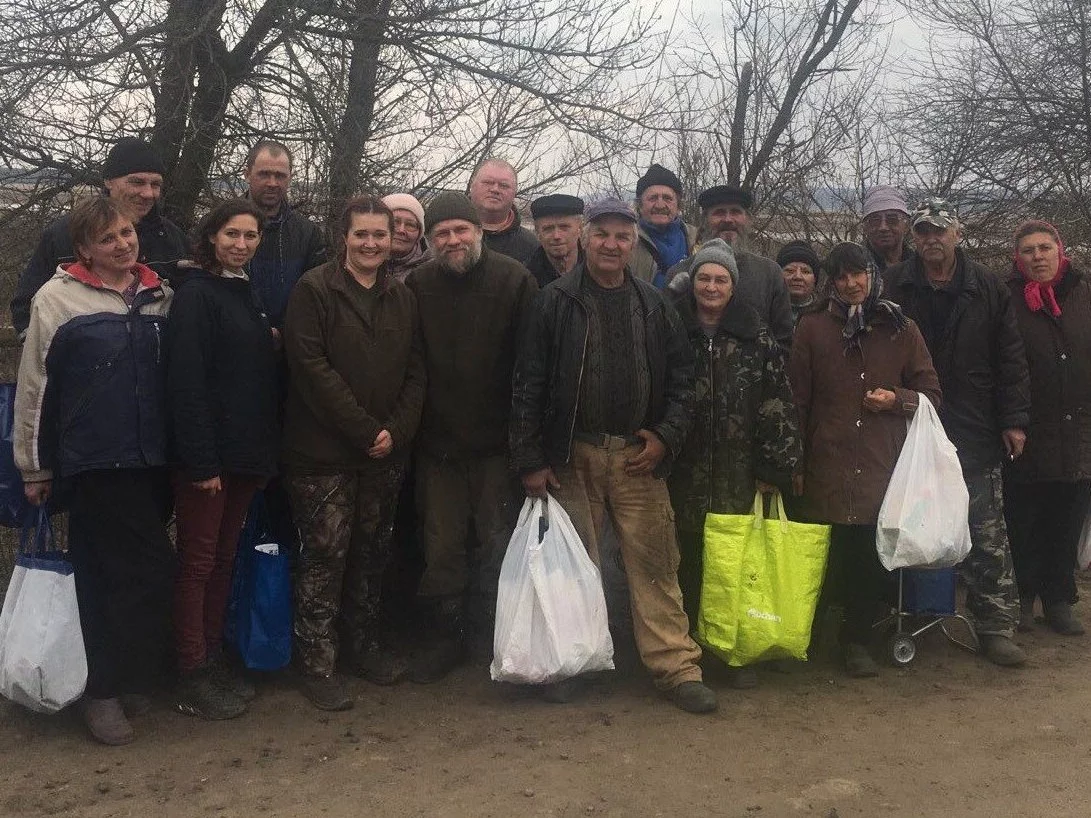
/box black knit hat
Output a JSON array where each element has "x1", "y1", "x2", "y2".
[
  {"x1": 636, "y1": 164, "x2": 683, "y2": 198},
  {"x1": 102, "y1": 137, "x2": 165, "y2": 180},
  {"x1": 424, "y1": 191, "x2": 482, "y2": 233},
  {"x1": 697, "y1": 185, "x2": 753, "y2": 211},
  {"x1": 776, "y1": 240, "x2": 820, "y2": 271},
  {"x1": 531, "y1": 194, "x2": 585, "y2": 219}
]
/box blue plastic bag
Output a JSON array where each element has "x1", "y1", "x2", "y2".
[
  {"x1": 228, "y1": 493, "x2": 292, "y2": 671},
  {"x1": 0, "y1": 383, "x2": 33, "y2": 528}
]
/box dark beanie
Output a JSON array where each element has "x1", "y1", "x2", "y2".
[
  {"x1": 102, "y1": 137, "x2": 165, "y2": 180},
  {"x1": 776, "y1": 240, "x2": 820, "y2": 271},
  {"x1": 424, "y1": 191, "x2": 482, "y2": 233},
  {"x1": 636, "y1": 164, "x2": 683, "y2": 198}
]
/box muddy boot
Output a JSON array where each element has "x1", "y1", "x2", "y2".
[
  {"x1": 843, "y1": 643, "x2": 879, "y2": 678},
  {"x1": 1044, "y1": 602, "x2": 1085, "y2": 636},
  {"x1": 979, "y1": 634, "x2": 1026, "y2": 667},
  {"x1": 208, "y1": 652, "x2": 256, "y2": 702},
  {"x1": 669, "y1": 681, "x2": 718, "y2": 714},
  {"x1": 300, "y1": 673, "x2": 354, "y2": 711},
  {"x1": 83, "y1": 697, "x2": 135, "y2": 746},
  {"x1": 352, "y1": 641, "x2": 409, "y2": 686},
  {"x1": 176, "y1": 667, "x2": 248, "y2": 720},
  {"x1": 410, "y1": 597, "x2": 466, "y2": 684}
]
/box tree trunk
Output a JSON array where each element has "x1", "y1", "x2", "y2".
[{"x1": 727, "y1": 61, "x2": 753, "y2": 187}]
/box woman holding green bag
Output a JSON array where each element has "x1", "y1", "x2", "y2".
[{"x1": 789, "y1": 242, "x2": 941, "y2": 678}]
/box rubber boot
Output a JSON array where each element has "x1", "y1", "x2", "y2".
[{"x1": 410, "y1": 596, "x2": 467, "y2": 684}]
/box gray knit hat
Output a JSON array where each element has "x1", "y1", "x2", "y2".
[
  {"x1": 424, "y1": 191, "x2": 481, "y2": 233},
  {"x1": 690, "y1": 238, "x2": 738, "y2": 285}
]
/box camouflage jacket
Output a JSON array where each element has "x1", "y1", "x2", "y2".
[{"x1": 667, "y1": 290, "x2": 802, "y2": 533}]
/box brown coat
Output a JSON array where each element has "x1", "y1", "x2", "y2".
[
  {"x1": 1005, "y1": 267, "x2": 1091, "y2": 483},
  {"x1": 789, "y1": 306, "x2": 942, "y2": 525},
  {"x1": 281, "y1": 263, "x2": 426, "y2": 471}
]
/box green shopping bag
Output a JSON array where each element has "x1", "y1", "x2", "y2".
[{"x1": 697, "y1": 492, "x2": 831, "y2": 667}]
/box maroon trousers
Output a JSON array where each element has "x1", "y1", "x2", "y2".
[{"x1": 173, "y1": 473, "x2": 265, "y2": 672}]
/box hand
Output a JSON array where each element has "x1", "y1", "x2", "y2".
[
  {"x1": 522, "y1": 467, "x2": 560, "y2": 498},
  {"x1": 863, "y1": 388, "x2": 897, "y2": 413},
  {"x1": 624, "y1": 429, "x2": 667, "y2": 476},
  {"x1": 271, "y1": 327, "x2": 283, "y2": 350},
  {"x1": 755, "y1": 479, "x2": 777, "y2": 495},
  {"x1": 193, "y1": 476, "x2": 222, "y2": 496},
  {"x1": 368, "y1": 429, "x2": 394, "y2": 459},
  {"x1": 24, "y1": 480, "x2": 51, "y2": 506},
  {"x1": 792, "y1": 473, "x2": 805, "y2": 497},
  {"x1": 1002, "y1": 428, "x2": 1026, "y2": 460}
]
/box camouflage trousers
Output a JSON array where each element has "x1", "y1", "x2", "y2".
[
  {"x1": 284, "y1": 463, "x2": 406, "y2": 676},
  {"x1": 961, "y1": 466, "x2": 1020, "y2": 637}
]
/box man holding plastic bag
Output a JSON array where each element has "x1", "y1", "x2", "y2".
[
  {"x1": 883, "y1": 199, "x2": 1030, "y2": 666},
  {"x1": 510, "y1": 198, "x2": 716, "y2": 714}
]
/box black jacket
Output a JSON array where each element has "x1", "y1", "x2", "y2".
[
  {"x1": 524, "y1": 245, "x2": 584, "y2": 289},
  {"x1": 883, "y1": 251, "x2": 1030, "y2": 472},
  {"x1": 246, "y1": 201, "x2": 327, "y2": 328},
  {"x1": 483, "y1": 209, "x2": 539, "y2": 266},
  {"x1": 510, "y1": 264, "x2": 695, "y2": 478},
  {"x1": 12, "y1": 205, "x2": 187, "y2": 337},
  {"x1": 166, "y1": 266, "x2": 279, "y2": 481}
]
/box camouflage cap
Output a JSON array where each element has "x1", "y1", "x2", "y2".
[{"x1": 911, "y1": 197, "x2": 958, "y2": 229}]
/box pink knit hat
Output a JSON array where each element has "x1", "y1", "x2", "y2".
[{"x1": 381, "y1": 193, "x2": 426, "y2": 231}]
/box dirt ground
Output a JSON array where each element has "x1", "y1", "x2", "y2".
[{"x1": 3, "y1": 594, "x2": 1091, "y2": 818}]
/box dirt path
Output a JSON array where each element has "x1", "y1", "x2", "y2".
[{"x1": 3, "y1": 608, "x2": 1091, "y2": 818}]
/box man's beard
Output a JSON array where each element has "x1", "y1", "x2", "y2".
[
  {"x1": 707, "y1": 219, "x2": 747, "y2": 247},
  {"x1": 438, "y1": 237, "x2": 483, "y2": 274}
]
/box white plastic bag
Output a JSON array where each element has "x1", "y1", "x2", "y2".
[
  {"x1": 491, "y1": 494, "x2": 614, "y2": 684},
  {"x1": 876, "y1": 394, "x2": 972, "y2": 570},
  {"x1": 1077, "y1": 509, "x2": 1091, "y2": 571},
  {"x1": 0, "y1": 513, "x2": 87, "y2": 713}
]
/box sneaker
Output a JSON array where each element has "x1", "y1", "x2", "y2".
[
  {"x1": 83, "y1": 697, "x2": 135, "y2": 746},
  {"x1": 1044, "y1": 602, "x2": 1085, "y2": 636},
  {"x1": 352, "y1": 647, "x2": 409, "y2": 687},
  {"x1": 980, "y1": 634, "x2": 1026, "y2": 667},
  {"x1": 844, "y1": 643, "x2": 879, "y2": 678},
  {"x1": 669, "y1": 681, "x2": 718, "y2": 714},
  {"x1": 1017, "y1": 600, "x2": 1036, "y2": 633},
  {"x1": 176, "y1": 668, "x2": 248, "y2": 720},
  {"x1": 300, "y1": 673, "x2": 354, "y2": 711},
  {"x1": 208, "y1": 655, "x2": 257, "y2": 702},
  {"x1": 728, "y1": 666, "x2": 759, "y2": 689},
  {"x1": 541, "y1": 676, "x2": 584, "y2": 704},
  {"x1": 409, "y1": 637, "x2": 467, "y2": 684}
]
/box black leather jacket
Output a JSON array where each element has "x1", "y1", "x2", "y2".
[{"x1": 510, "y1": 263, "x2": 695, "y2": 478}]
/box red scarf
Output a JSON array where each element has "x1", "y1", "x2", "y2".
[{"x1": 1016, "y1": 223, "x2": 1070, "y2": 318}]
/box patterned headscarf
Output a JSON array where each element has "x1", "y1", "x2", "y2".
[
  {"x1": 826, "y1": 242, "x2": 909, "y2": 350},
  {"x1": 1013, "y1": 220, "x2": 1070, "y2": 318}
]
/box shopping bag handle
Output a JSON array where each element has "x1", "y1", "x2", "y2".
[
  {"x1": 18, "y1": 506, "x2": 54, "y2": 555},
  {"x1": 750, "y1": 490, "x2": 790, "y2": 531}
]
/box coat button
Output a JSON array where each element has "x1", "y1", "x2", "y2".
[
  {"x1": 860, "y1": 372, "x2": 865, "y2": 379},
  {"x1": 856, "y1": 419, "x2": 862, "y2": 427},
  {"x1": 1061, "y1": 353, "x2": 1068, "y2": 361},
  {"x1": 1066, "y1": 414, "x2": 1073, "y2": 421}
]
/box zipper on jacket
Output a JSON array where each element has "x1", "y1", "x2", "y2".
[{"x1": 564, "y1": 291, "x2": 591, "y2": 465}]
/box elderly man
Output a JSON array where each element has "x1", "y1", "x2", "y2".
[
  {"x1": 467, "y1": 158, "x2": 539, "y2": 265},
  {"x1": 510, "y1": 198, "x2": 716, "y2": 714},
  {"x1": 883, "y1": 198, "x2": 1030, "y2": 667},
  {"x1": 11, "y1": 137, "x2": 187, "y2": 338},
  {"x1": 862, "y1": 185, "x2": 912, "y2": 272},
  {"x1": 630, "y1": 164, "x2": 698, "y2": 288},
  {"x1": 524, "y1": 193, "x2": 584, "y2": 287},
  {"x1": 382, "y1": 193, "x2": 430, "y2": 281},
  {"x1": 242, "y1": 140, "x2": 326, "y2": 329},
  {"x1": 406, "y1": 192, "x2": 538, "y2": 682},
  {"x1": 666, "y1": 185, "x2": 794, "y2": 346}
]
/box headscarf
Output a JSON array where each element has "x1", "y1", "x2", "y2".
[
  {"x1": 1014, "y1": 220, "x2": 1070, "y2": 318},
  {"x1": 826, "y1": 243, "x2": 909, "y2": 350}
]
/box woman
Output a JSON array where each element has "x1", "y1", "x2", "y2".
[
  {"x1": 668, "y1": 239, "x2": 802, "y2": 627},
  {"x1": 167, "y1": 198, "x2": 279, "y2": 720},
  {"x1": 790, "y1": 242, "x2": 941, "y2": 677},
  {"x1": 381, "y1": 193, "x2": 430, "y2": 281},
  {"x1": 14, "y1": 197, "x2": 174, "y2": 745},
  {"x1": 1003, "y1": 221, "x2": 1091, "y2": 636},
  {"x1": 777, "y1": 240, "x2": 822, "y2": 326},
  {"x1": 282, "y1": 195, "x2": 426, "y2": 711}
]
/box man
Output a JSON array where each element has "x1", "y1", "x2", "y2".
[
  {"x1": 524, "y1": 193, "x2": 584, "y2": 288},
  {"x1": 630, "y1": 164, "x2": 698, "y2": 287},
  {"x1": 510, "y1": 198, "x2": 717, "y2": 714},
  {"x1": 467, "y1": 158, "x2": 539, "y2": 265},
  {"x1": 883, "y1": 198, "x2": 1030, "y2": 667},
  {"x1": 242, "y1": 140, "x2": 326, "y2": 329},
  {"x1": 666, "y1": 185, "x2": 794, "y2": 346},
  {"x1": 11, "y1": 137, "x2": 187, "y2": 338},
  {"x1": 406, "y1": 192, "x2": 538, "y2": 682},
  {"x1": 381, "y1": 193, "x2": 430, "y2": 281},
  {"x1": 861, "y1": 185, "x2": 913, "y2": 272}
]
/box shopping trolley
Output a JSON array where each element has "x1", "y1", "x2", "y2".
[{"x1": 880, "y1": 566, "x2": 979, "y2": 666}]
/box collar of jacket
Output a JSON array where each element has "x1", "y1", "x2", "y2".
[
  {"x1": 1008, "y1": 261, "x2": 1085, "y2": 301},
  {"x1": 484, "y1": 207, "x2": 524, "y2": 237},
  {"x1": 673, "y1": 286, "x2": 761, "y2": 340},
  {"x1": 61, "y1": 260, "x2": 163, "y2": 291},
  {"x1": 552, "y1": 260, "x2": 651, "y2": 306},
  {"x1": 891, "y1": 248, "x2": 979, "y2": 297},
  {"x1": 244, "y1": 194, "x2": 294, "y2": 227},
  {"x1": 328, "y1": 261, "x2": 393, "y2": 296}
]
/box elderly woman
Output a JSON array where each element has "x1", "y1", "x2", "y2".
[
  {"x1": 1002, "y1": 221, "x2": 1091, "y2": 636},
  {"x1": 14, "y1": 197, "x2": 174, "y2": 745},
  {"x1": 381, "y1": 193, "x2": 430, "y2": 281},
  {"x1": 777, "y1": 240, "x2": 822, "y2": 326},
  {"x1": 167, "y1": 198, "x2": 279, "y2": 720},
  {"x1": 790, "y1": 242, "x2": 941, "y2": 677},
  {"x1": 282, "y1": 195, "x2": 426, "y2": 711},
  {"x1": 668, "y1": 239, "x2": 802, "y2": 629}
]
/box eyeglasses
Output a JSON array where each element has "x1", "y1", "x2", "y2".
[{"x1": 863, "y1": 213, "x2": 906, "y2": 228}]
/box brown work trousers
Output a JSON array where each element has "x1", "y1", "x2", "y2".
[{"x1": 551, "y1": 439, "x2": 703, "y2": 690}]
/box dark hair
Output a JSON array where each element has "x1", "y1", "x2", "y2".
[
  {"x1": 190, "y1": 198, "x2": 265, "y2": 271},
  {"x1": 1013, "y1": 219, "x2": 1062, "y2": 248},
  {"x1": 244, "y1": 140, "x2": 293, "y2": 171},
  {"x1": 824, "y1": 242, "x2": 872, "y2": 285},
  {"x1": 69, "y1": 197, "x2": 131, "y2": 257},
  {"x1": 337, "y1": 195, "x2": 395, "y2": 264}
]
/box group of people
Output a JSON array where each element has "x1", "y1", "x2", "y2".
[{"x1": 8, "y1": 138, "x2": 1090, "y2": 747}]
